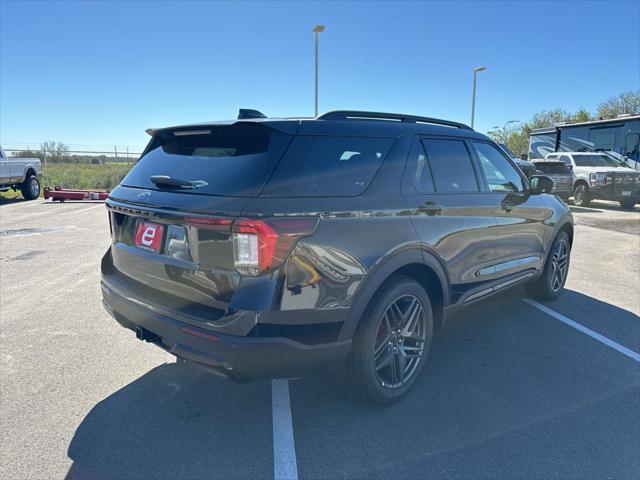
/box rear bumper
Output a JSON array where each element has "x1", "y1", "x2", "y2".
[{"x1": 101, "y1": 280, "x2": 352, "y2": 381}]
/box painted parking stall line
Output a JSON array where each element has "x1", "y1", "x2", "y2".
[
  {"x1": 271, "y1": 379, "x2": 298, "y2": 480},
  {"x1": 523, "y1": 299, "x2": 640, "y2": 362}
]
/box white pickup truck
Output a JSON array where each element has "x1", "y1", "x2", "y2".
[{"x1": 0, "y1": 147, "x2": 42, "y2": 200}]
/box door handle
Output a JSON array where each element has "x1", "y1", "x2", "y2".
[{"x1": 417, "y1": 204, "x2": 442, "y2": 216}]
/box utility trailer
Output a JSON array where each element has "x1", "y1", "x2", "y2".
[{"x1": 44, "y1": 186, "x2": 109, "y2": 202}]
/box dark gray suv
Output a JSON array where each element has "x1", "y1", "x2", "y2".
[{"x1": 101, "y1": 110, "x2": 573, "y2": 404}]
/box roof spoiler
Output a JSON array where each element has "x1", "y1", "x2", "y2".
[{"x1": 238, "y1": 109, "x2": 267, "y2": 119}]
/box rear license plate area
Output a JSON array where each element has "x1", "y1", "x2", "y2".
[{"x1": 134, "y1": 221, "x2": 164, "y2": 252}]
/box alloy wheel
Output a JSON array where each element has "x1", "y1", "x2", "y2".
[
  {"x1": 550, "y1": 239, "x2": 569, "y2": 292},
  {"x1": 30, "y1": 178, "x2": 40, "y2": 197},
  {"x1": 374, "y1": 294, "x2": 427, "y2": 389}
]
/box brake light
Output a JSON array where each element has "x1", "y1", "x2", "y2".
[
  {"x1": 232, "y1": 217, "x2": 319, "y2": 276},
  {"x1": 184, "y1": 216, "x2": 232, "y2": 232}
]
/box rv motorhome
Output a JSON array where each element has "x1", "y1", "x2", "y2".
[{"x1": 528, "y1": 115, "x2": 640, "y2": 170}]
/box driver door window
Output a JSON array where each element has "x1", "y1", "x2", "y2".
[{"x1": 472, "y1": 142, "x2": 524, "y2": 192}]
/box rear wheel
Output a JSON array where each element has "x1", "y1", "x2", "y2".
[
  {"x1": 526, "y1": 231, "x2": 570, "y2": 301},
  {"x1": 20, "y1": 175, "x2": 40, "y2": 200},
  {"x1": 338, "y1": 275, "x2": 433, "y2": 405},
  {"x1": 573, "y1": 184, "x2": 590, "y2": 207},
  {"x1": 620, "y1": 199, "x2": 636, "y2": 209}
]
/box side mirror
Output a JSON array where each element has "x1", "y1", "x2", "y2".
[
  {"x1": 530, "y1": 175, "x2": 555, "y2": 194},
  {"x1": 519, "y1": 154, "x2": 528, "y2": 160}
]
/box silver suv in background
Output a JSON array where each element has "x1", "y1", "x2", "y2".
[
  {"x1": 532, "y1": 159, "x2": 573, "y2": 200},
  {"x1": 0, "y1": 147, "x2": 42, "y2": 200},
  {"x1": 545, "y1": 152, "x2": 640, "y2": 208}
]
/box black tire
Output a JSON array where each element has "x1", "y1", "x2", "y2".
[
  {"x1": 572, "y1": 184, "x2": 590, "y2": 207},
  {"x1": 525, "y1": 231, "x2": 571, "y2": 301},
  {"x1": 20, "y1": 175, "x2": 40, "y2": 200},
  {"x1": 619, "y1": 199, "x2": 636, "y2": 209},
  {"x1": 337, "y1": 274, "x2": 433, "y2": 405}
]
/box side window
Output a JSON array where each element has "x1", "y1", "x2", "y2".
[
  {"x1": 558, "y1": 155, "x2": 572, "y2": 165},
  {"x1": 624, "y1": 133, "x2": 639, "y2": 156},
  {"x1": 591, "y1": 129, "x2": 616, "y2": 150},
  {"x1": 472, "y1": 142, "x2": 524, "y2": 193},
  {"x1": 409, "y1": 138, "x2": 434, "y2": 193},
  {"x1": 421, "y1": 139, "x2": 479, "y2": 193},
  {"x1": 292, "y1": 136, "x2": 393, "y2": 197}
]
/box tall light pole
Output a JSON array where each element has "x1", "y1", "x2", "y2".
[
  {"x1": 313, "y1": 24, "x2": 325, "y2": 117},
  {"x1": 471, "y1": 66, "x2": 487, "y2": 129}
]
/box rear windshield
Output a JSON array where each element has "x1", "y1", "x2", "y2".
[
  {"x1": 573, "y1": 154, "x2": 620, "y2": 167},
  {"x1": 534, "y1": 162, "x2": 571, "y2": 174},
  {"x1": 121, "y1": 124, "x2": 291, "y2": 196}
]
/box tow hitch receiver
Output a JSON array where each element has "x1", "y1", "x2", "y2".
[{"x1": 135, "y1": 326, "x2": 160, "y2": 343}]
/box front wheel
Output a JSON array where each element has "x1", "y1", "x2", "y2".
[
  {"x1": 526, "y1": 231, "x2": 571, "y2": 301},
  {"x1": 20, "y1": 175, "x2": 40, "y2": 200},
  {"x1": 337, "y1": 275, "x2": 433, "y2": 405},
  {"x1": 573, "y1": 184, "x2": 590, "y2": 207},
  {"x1": 620, "y1": 199, "x2": 636, "y2": 209}
]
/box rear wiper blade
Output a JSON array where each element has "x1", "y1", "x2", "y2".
[{"x1": 149, "y1": 175, "x2": 208, "y2": 190}]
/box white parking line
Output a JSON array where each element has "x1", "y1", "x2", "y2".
[
  {"x1": 271, "y1": 379, "x2": 298, "y2": 480},
  {"x1": 523, "y1": 299, "x2": 640, "y2": 362},
  {"x1": 65, "y1": 204, "x2": 105, "y2": 215}
]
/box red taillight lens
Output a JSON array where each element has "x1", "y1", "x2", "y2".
[
  {"x1": 183, "y1": 216, "x2": 232, "y2": 232},
  {"x1": 232, "y1": 217, "x2": 319, "y2": 276}
]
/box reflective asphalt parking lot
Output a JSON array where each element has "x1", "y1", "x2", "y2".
[{"x1": 1, "y1": 198, "x2": 638, "y2": 479}]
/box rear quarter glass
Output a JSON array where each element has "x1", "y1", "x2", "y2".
[
  {"x1": 121, "y1": 124, "x2": 292, "y2": 196},
  {"x1": 262, "y1": 135, "x2": 394, "y2": 197}
]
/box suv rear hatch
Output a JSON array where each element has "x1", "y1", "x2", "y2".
[{"x1": 105, "y1": 122, "x2": 295, "y2": 319}]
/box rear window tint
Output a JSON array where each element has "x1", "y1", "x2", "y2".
[
  {"x1": 535, "y1": 162, "x2": 571, "y2": 174},
  {"x1": 121, "y1": 124, "x2": 291, "y2": 196},
  {"x1": 291, "y1": 136, "x2": 393, "y2": 197},
  {"x1": 421, "y1": 139, "x2": 479, "y2": 193}
]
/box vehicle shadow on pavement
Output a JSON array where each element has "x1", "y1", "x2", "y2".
[
  {"x1": 65, "y1": 362, "x2": 274, "y2": 480},
  {"x1": 569, "y1": 206, "x2": 604, "y2": 214},
  {"x1": 544, "y1": 288, "x2": 640, "y2": 350},
  {"x1": 570, "y1": 203, "x2": 639, "y2": 213},
  {"x1": 288, "y1": 292, "x2": 640, "y2": 479}
]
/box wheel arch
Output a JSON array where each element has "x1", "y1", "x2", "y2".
[
  {"x1": 573, "y1": 178, "x2": 589, "y2": 191},
  {"x1": 558, "y1": 221, "x2": 574, "y2": 247},
  {"x1": 24, "y1": 167, "x2": 37, "y2": 180},
  {"x1": 339, "y1": 247, "x2": 450, "y2": 341}
]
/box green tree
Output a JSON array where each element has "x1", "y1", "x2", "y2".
[
  {"x1": 487, "y1": 120, "x2": 529, "y2": 157},
  {"x1": 40, "y1": 141, "x2": 69, "y2": 163},
  {"x1": 569, "y1": 108, "x2": 592, "y2": 123},
  {"x1": 596, "y1": 91, "x2": 640, "y2": 119},
  {"x1": 526, "y1": 109, "x2": 570, "y2": 129}
]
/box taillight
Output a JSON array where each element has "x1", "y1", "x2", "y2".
[
  {"x1": 184, "y1": 216, "x2": 232, "y2": 232},
  {"x1": 232, "y1": 217, "x2": 319, "y2": 276}
]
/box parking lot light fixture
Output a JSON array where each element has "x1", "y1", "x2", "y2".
[
  {"x1": 313, "y1": 24, "x2": 325, "y2": 117},
  {"x1": 471, "y1": 66, "x2": 487, "y2": 129}
]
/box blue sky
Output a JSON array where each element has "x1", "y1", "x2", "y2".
[{"x1": 1, "y1": 0, "x2": 639, "y2": 152}]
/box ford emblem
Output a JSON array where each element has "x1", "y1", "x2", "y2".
[{"x1": 137, "y1": 191, "x2": 152, "y2": 200}]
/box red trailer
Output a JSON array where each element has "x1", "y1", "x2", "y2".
[{"x1": 44, "y1": 186, "x2": 110, "y2": 202}]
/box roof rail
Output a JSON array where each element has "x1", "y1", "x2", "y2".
[{"x1": 316, "y1": 110, "x2": 473, "y2": 130}]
